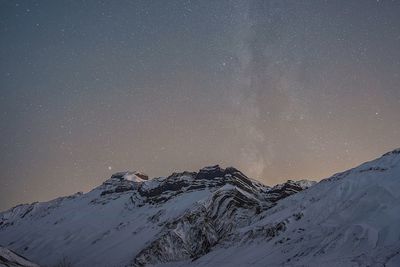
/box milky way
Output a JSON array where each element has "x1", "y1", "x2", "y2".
[{"x1": 1, "y1": 0, "x2": 400, "y2": 210}]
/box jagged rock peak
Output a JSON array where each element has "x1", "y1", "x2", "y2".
[
  {"x1": 134, "y1": 165, "x2": 267, "y2": 205},
  {"x1": 110, "y1": 171, "x2": 149, "y2": 182},
  {"x1": 98, "y1": 171, "x2": 149, "y2": 196},
  {"x1": 165, "y1": 165, "x2": 243, "y2": 181},
  {"x1": 196, "y1": 165, "x2": 241, "y2": 179},
  {"x1": 198, "y1": 164, "x2": 240, "y2": 173}
]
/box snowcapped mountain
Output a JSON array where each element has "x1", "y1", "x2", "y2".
[
  {"x1": 0, "y1": 165, "x2": 312, "y2": 267},
  {"x1": 1, "y1": 149, "x2": 400, "y2": 267}
]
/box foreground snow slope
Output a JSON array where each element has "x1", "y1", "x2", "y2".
[{"x1": 1, "y1": 148, "x2": 399, "y2": 267}]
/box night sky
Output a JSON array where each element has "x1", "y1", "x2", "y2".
[{"x1": 1, "y1": 0, "x2": 400, "y2": 211}]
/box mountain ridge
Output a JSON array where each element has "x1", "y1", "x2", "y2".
[{"x1": 0, "y1": 148, "x2": 399, "y2": 266}]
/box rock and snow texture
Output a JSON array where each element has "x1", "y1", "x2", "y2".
[
  {"x1": 0, "y1": 246, "x2": 39, "y2": 267},
  {"x1": 0, "y1": 166, "x2": 310, "y2": 267},
  {"x1": 0, "y1": 149, "x2": 400, "y2": 267}
]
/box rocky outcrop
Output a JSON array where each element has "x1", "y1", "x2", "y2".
[
  {"x1": 132, "y1": 169, "x2": 312, "y2": 266},
  {"x1": 136, "y1": 165, "x2": 271, "y2": 204},
  {"x1": 266, "y1": 179, "x2": 316, "y2": 202},
  {"x1": 0, "y1": 246, "x2": 39, "y2": 267}
]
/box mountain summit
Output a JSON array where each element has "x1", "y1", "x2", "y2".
[{"x1": 1, "y1": 149, "x2": 400, "y2": 267}]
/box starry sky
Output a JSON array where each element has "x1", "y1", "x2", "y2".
[{"x1": 1, "y1": 0, "x2": 400, "y2": 211}]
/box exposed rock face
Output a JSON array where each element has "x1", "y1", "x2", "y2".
[
  {"x1": 110, "y1": 171, "x2": 149, "y2": 181},
  {"x1": 137, "y1": 165, "x2": 272, "y2": 204},
  {"x1": 133, "y1": 184, "x2": 264, "y2": 266},
  {"x1": 129, "y1": 166, "x2": 313, "y2": 266},
  {"x1": 266, "y1": 179, "x2": 316, "y2": 202},
  {"x1": 99, "y1": 171, "x2": 148, "y2": 196},
  {"x1": 0, "y1": 246, "x2": 39, "y2": 267}
]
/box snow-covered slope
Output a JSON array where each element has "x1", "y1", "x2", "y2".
[
  {"x1": 0, "y1": 246, "x2": 39, "y2": 267},
  {"x1": 163, "y1": 149, "x2": 400, "y2": 267},
  {"x1": 1, "y1": 149, "x2": 400, "y2": 267},
  {"x1": 0, "y1": 166, "x2": 312, "y2": 267}
]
